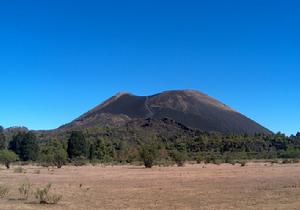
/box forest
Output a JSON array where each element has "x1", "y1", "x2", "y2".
[{"x1": 1, "y1": 123, "x2": 300, "y2": 168}]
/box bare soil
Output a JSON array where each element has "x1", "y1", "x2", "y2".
[{"x1": 1, "y1": 162, "x2": 300, "y2": 210}]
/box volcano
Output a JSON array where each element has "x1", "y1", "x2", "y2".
[{"x1": 59, "y1": 90, "x2": 271, "y2": 135}]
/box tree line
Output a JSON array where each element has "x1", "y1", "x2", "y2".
[{"x1": 1, "y1": 125, "x2": 300, "y2": 168}]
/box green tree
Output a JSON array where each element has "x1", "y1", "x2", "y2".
[
  {"x1": 0, "y1": 127, "x2": 6, "y2": 150},
  {"x1": 170, "y1": 150, "x2": 187, "y2": 167},
  {"x1": 0, "y1": 150, "x2": 18, "y2": 169},
  {"x1": 139, "y1": 144, "x2": 159, "y2": 168},
  {"x1": 117, "y1": 141, "x2": 130, "y2": 163},
  {"x1": 9, "y1": 132, "x2": 39, "y2": 161},
  {"x1": 39, "y1": 140, "x2": 68, "y2": 168},
  {"x1": 90, "y1": 138, "x2": 112, "y2": 162},
  {"x1": 67, "y1": 131, "x2": 88, "y2": 159}
]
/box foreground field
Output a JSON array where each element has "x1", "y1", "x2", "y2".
[{"x1": 1, "y1": 163, "x2": 300, "y2": 210}]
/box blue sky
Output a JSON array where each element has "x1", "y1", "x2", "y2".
[{"x1": 0, "y1": 0, "x2": 299, "y2": 135}]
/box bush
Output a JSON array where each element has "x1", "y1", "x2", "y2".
[
  {"x1": 282, "y1": 159, "x2": 292, "y2": 164},
  {"x1": 0, "y1": 185, "x2": 9, "y2": 198},
  {"x1": 0, "y1": 150, "x2": 18, "y2": 169},
  {"x1": 204, "y1": 153, "x2": 217, "y2": 164},
  {"x1": 238, "y1": 161, "x2": 247, "y2": 167},
  {"x1": 139, "y1": 144, "x2": 158, "y2": 168},
  {"x1": 171, "y1": 151, "x2": 186, "y2": 167},
  {"x1": 269, "y1": 159, "x2": 279, "y2": 164},
  {"x1": 196, "y1": 154, "x2": 203, "y2": 164},
  {"x1": 14, "y1": 167, "x2": 25, "y2": 173},
  {"x1": 39, "y1": 140, "x2": 68, "y2": 168},
  {"x1": 223, "y1": 154, "x2": 235, "y2": 165},
  {"x1": 34, "y1": 183, "x2": 62, "y2": 204},
  {"x1": 72, "y1": 156, "x2": 88, "y2": 166},
  {"x1": 39, "y1": 150, "x2": 67, "y2": 168},
  {"x1": 18, "y1": 182, "x2": 32, "y2": 200}
]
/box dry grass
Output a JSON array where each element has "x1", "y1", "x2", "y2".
[{"x1": 0, "y1": 163, "x2": 300, "y2": 210}]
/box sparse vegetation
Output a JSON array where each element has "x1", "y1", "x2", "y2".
[
  {"x1": 18, "y1": 182, "x2": 32, "y2": 200},
  {"x1": 0, "y1": 185, "x2": 9, "y2": 198},
  {"x1": 34, "y1": 183, "x2": 62, "y2": 204},
  {"x1": 14, "y1": 166, "x2": 25, "y2": 173}
]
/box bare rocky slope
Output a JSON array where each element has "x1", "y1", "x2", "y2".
[{"x1": 59, "y1": 90, "x2": 271, "y2": 135}]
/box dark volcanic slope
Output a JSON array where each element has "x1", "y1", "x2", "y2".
[{"x1": 60, "y1": 90, "x2": 272, "y2": 135}]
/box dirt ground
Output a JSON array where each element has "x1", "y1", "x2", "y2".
[{"x1": 1, "y1": 162, "x2": 300, "y2": 210}]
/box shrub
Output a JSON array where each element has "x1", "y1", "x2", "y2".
[
  {"x1": 223, "y1": 154, "x2": 235, "y2": 165},
  {"x1": 14, "y1": 167, "x2": 25, "y2": 173},
  {"x1": 196, "y1": 154, "x2": 203, "y2": 164},
  {"x1": 18, "y1": 182, "x2": 32, "y2": 200},
  {"x1": 34, "y1": 169, "x2": 41, "y2": 174},
  {"x1": 239, "y1": 161, "x2": 247, "y2": 167},
  {"x1": 34, "y1": 183, "x2": 62, "y2": 204},
  {"x1": 39, "y1": 140, "x2": 68, "y2": 168},
  {"x1": 270, "y1": 159, "x2": 279, "y2": 164},
  {"x1": 204, "y1": 153, "x2": 217, "y2": 164},
  {"x1": 282, "y1": 159, "x2": 292, "y2": 164},
  {"x1": 0, "y1": 150, "x2": 18, "y2": 169},
  {"x1": 72, "y1": 156, "x2": 88, "y2": 166},
  {"x1": 139, "y1": 144, "x2": 158, "y2": 168},
  {"x1": 171, "y1": 150, "x2": 186, "y2": 167},
  {"x1": 0, "y1": 185, "x2": 9, "y2": 198}
]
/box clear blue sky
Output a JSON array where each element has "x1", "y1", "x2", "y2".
[{"x1": 0, "y1": 0, "x2": 299, "y2": 135}]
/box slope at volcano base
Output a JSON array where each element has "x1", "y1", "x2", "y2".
[{"x1": 1, "y1": 163, "x2": 300, "y2": 210}]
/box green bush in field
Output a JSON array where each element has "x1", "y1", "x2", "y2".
[
  {"x1": 196, "y1": 153, "x2": 203, "y2": 164},
  {"x1": 0, "y1": 150, "x2": 18, "y2": 169},
  {"x1": 170, "y1": 150, "x2": 186, "y2": 167},
  {"x1": 72, "y1": 156, "x2": 88, "y2": 166},
  {"x1": 34, "y1": 183, "x2": 62, "y2": 204},
  {"x1": 39, "y1": 140, "x2": 67, "y2": 168},
  {"x1": 204, "y1": 152, "x2": 217, "y2": 164},
  {"x1": 139, "y1": 144, "x2": 159, "y2": 168}
]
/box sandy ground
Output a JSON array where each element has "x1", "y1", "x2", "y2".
[{"x1": 0, "y1": 163, "x2": 300, "y2": 210}]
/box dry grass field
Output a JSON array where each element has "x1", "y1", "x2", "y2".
[{"x1": 1, "y1": 162, "x2": 300, "y2": 210}]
